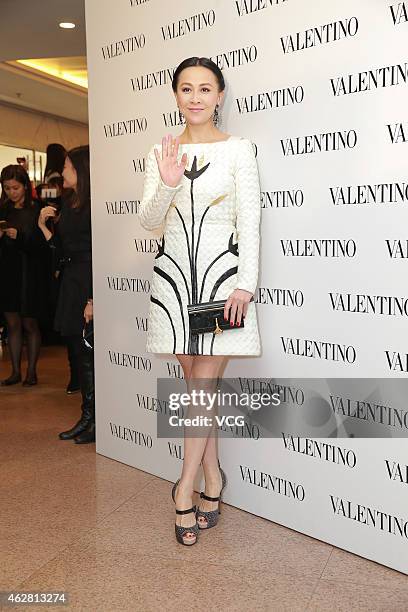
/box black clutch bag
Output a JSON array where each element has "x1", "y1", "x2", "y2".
[{"x1": 187, "y1": 299, "x2": 247, "y2": 335}]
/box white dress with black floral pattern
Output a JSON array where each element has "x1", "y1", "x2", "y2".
[{"x1": 139, "y1": 136, "x2": 261, "y2": 356}]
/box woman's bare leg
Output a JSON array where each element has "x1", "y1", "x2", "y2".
[
  {"x1": 174, "y1": 353, "x2": 225, "y2": 541},
  {"x1": 197, "y1": 358, "x2": 228, "y2": 525}
]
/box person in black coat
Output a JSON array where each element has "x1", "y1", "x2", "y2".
[
  {"x1": 38, "y1": 146, "x2": 95, "y2": 444},
  {"x1": 37, "y1": 176, "x2": 81, "y2": 393},
  {"x1": 0, "y1": 164, "x2": 48, "y2": 386}
]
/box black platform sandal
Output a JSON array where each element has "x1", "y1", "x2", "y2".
[
  {"x1": 196, "y1": 464, "x2": 227, "y2": 530},
  {"x1": 172, "y1": 480, "x2": 199, "y2": 546}
]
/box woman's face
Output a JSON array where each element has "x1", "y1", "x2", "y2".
[
  {"x1": 2, "y1": 179, "x2": 25, "y2": 204},
  {"x1": 62, "y1": 156, "x2": 77, "y2": 190},
  {"x1": 174, "y1": 66, "x2": 223, "y2": 127}
]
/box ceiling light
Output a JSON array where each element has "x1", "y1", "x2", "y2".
[
  {"x1": 59, "y1": 22, "x2": 76, "y2": 29},
  {"x1": 17, "y1": 59, "x2": 88, "y2": 89}
]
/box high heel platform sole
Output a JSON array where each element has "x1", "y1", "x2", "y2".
[
  {"x1": 172, "y1": 479, "x2": 199, "y2": 546},
  {"x1": 197, "y1": 466, "x2": 227, "y2": 530}
]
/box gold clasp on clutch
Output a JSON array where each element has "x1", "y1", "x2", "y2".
[{"x1": 213, "y1": 317, "x2": 223, "y2": 335}]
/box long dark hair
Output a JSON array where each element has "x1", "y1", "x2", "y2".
[
  {"x1": 172, "y1": 57, "x2": 225, "y2": 92},
  {"x1": 0, "y1": 164, "x2": 33, "y2": 209},
  {"x1": 66, "y1": 145, "x2": 90, "y2": 211},
  {"x1": 44, "y1": 143, "x2": 66, "y2": 180}
]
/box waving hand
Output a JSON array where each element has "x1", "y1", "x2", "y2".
[{"x1": 154, "y1": 134, "x2": 188, "y2": 188}]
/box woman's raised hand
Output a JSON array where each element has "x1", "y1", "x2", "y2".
[
  {"x1": 38, "y1": 205, "x2": 57, "y2": 228},
  {"x1": 4, "y1": 228, "x2": 17, "y2": 240},
  {"x1": 154, "y1": 134, "x2": 188, "y2": 188}
]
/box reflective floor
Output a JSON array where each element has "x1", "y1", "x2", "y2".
[{"x1": 1, "y1": 345, "x2": 407, "y2": 611}]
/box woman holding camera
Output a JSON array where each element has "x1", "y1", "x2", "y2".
[
  {"x1": 0, "y1": 164, "x2": 48, "y2": 386},
  {"x1": 139, "y1": 57, "x2": 261, "y2": 545},
  {"x1": 38, "y1": 145, "x2": 95, "y2": 444}
]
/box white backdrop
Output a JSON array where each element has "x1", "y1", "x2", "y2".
[{"x1": 85, "y1": 0, "x2": 408, "y2": 573}]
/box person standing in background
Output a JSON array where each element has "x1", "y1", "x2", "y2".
[
  {"x1": 37, "y1": 171, "x2": 81, "y2": 394},
  {"x1": 38, "y1": 146, "x2": 95, "y2": 444},
  {"x1": 0, "y1": 165, "x2": 48, "y2": 386}
]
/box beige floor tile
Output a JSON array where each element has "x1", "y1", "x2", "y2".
[
  {"x1": 73, "y1": 476, "x2": 290, "y2": 566},
  {"x1": 321, "y1": 547, "x2": 408, "y2": 589},
  {"x1": 0, "y1": 348, "x2": 153, "y2": 589},
  {"x1": 0, "y1": 533, "x2": 81, "y2": 591},
  {"x1": 308, "y1": 578, "x2": 408, "y2": 611},
  {"x1": 1, "y1": 346, "x2": 407, "y2": 611},
  {"x1": 66, "y1": 476, "x2": 331, "y2": 579},
  {"x1": 1, "y1": 461, "x2": 152, "y2": 533},
  {"x1": 17, "y1": 549, "x2": 319, "y2": 612}
]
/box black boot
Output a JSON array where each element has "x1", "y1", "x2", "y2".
[
  {"x1": 74, "y1": 421, "x2": 95, "y2": 444},
  {"x1": 59, "y1": 331, "x2": 95, "y2": 442},
  {"x1": 66, "y1": 339, "x2": 80, "y2": 394},
  {"x1": 58, "y1": 401, "x2": 94, "y2": 440},
  {"x1": 75, "y1": 327, "x2": 95, "y2": 444}
]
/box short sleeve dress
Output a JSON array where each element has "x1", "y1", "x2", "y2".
[{"x1": 139, "y1": 136, "x2": 261, "y2": 356}]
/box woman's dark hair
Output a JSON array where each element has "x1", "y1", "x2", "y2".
[
  {"x1": 44, "y1": 143, "x2": 66, "y2": 180},
  {"x1": 0, "y1": 164, "x2": 33, "y2": 209},
  {"x1": 66, "y1": 145, "x2": 90, "y2": 211},
  {"x1": 172, "y1": 57, "x2": 225, "y2": 92},
  {"x1": 47, "y1": 175, "x2": 64, "y2": 191}
]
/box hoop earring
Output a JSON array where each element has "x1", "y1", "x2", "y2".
[{"x1": 213, "y1": 104, "x2": 220, "y2": 126}]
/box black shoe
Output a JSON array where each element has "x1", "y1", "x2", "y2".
[
  {"x1": 1, "y1": 374, "x2": 22, "y2": 386},
  {"x1": 74, "y1": 421, "x2": 96, "y2": 444},
  {"x1": 196, "y1": 462, "x2": 227, "y2": 529},
  {"x1": 59, "y1": 415, "x2": 93, "y2": 440},
  {"x1": 22, "y1": 376, "x2": 38, "y2": 387},
  {"x1": 66, "y1": 380, "x2": 80, "y2": 394},
  {"x1": 172, "y1": 480, "x2": 199, "y2": 546}
]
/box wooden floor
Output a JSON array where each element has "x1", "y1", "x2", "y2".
[{"x1": 1, "y1": 344, "x2": 407, "y2": 611}]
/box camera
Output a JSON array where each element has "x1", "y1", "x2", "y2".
[
  {"x1": 41, "y1": 187, "x2": 61, "y2": 212},
  {"x1": 41, "y1": 187, "x2": 58, "y2": 200}
]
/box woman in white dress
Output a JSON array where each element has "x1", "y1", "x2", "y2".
[{"x1": 140, "y1": 57, "x2": 261, "y2": 545}]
